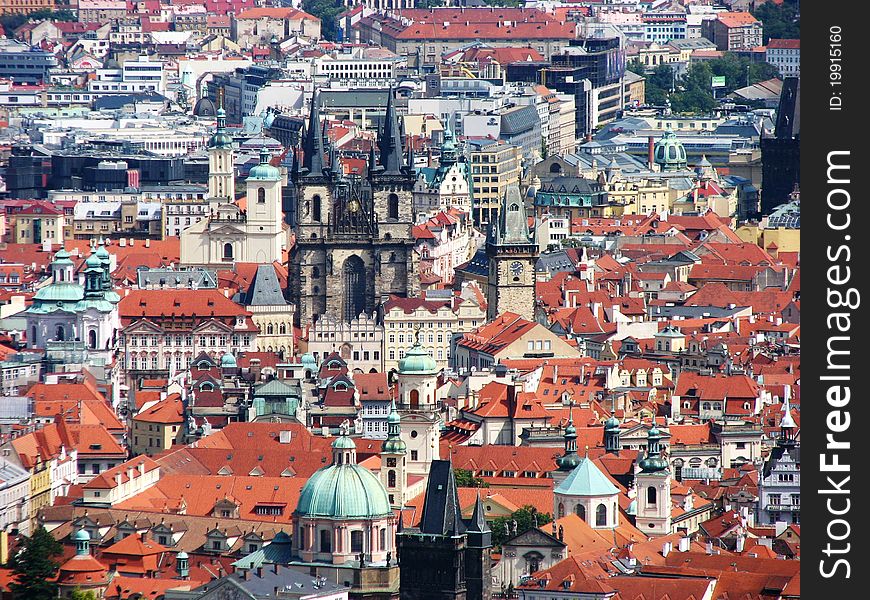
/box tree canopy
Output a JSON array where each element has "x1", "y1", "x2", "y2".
[
  {"x1": 491, "y1": 505, "x2": 552, "y2": 547},
  {"x1": 8, "y1": 526, "x2": 64, "y2": 600},
  {"x1": 626, "y1": 53, "x2": 780, "y2": 114},
  {"x1": 303, "y1": 0, "x2": 345, "y2": 41},
  {"x1": 454, "y1": 468, "x2": 490, "y2": 488},
  {"x1": 752, "y1": 0, "x2": 800, "y2": 44}
]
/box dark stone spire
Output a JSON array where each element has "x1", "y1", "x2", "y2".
[
  {"x1": 301, "y1": 92, "x2": 325, "y2": 177},
  {"x1": 465, "y1": 492, "x2": 492, "y2": 548},
  {"x1": 377, "y1": 89, "x2": 404, "y2": 175},
  {"x1": 420, "y1": 460, "x2": 465, "y2": 536}
]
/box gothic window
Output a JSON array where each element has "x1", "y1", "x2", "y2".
[
  {"x1": 279, "y1": 324, "x2": 286, "y2": 335},
  {"x1": 575, "y1": 504, "x2": 586, "y2": 521},
  {"x1": 267, "y1": 324, "x2": 274, "y2": 335},
  {"x1": 388, "y1": 193, "x2": 399, "y2": 219},
  {"x1": 595, "y1": 504, "x2": 607, "y2": 527},
  {"x1": 647, "y1": 486, "x2": 657, "y2": 506},
  {"x1": 257, "y1": 187, "x2": 266, "y2": 203},
  {"x1": 312, "y1": 195, "x2": 322, "y2": 222},
  {"x1": 342, "y1": 256, "x2": 366, "y2": 322},
  {"x1": 223, "y1": 243, "x2": 233, "y2": 260},
  {"x1": 88, "y1": 330, "x2": 97, "y2": 349}
]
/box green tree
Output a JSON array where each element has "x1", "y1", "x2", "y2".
[
  {"x1": 454, "y1": 468, "x2": 489, "y2": 488},
  {"x1": 71, "y1": 590, "x2": 99, "y2": 600},
  {"x1": 626, "y1": 58, "x2": 646, "y2": 76},
  {"x1": 492, "y1": 505, "x2": 552, "y2": 547},
  {"x1": 0, "y1": 9, "x2": 75, "y2": 35},
  {"x1": 303, "y1": 0, "x2": 345, "y2": 41},
  {"x1": 8, "y1": 526, "x2": 63, "y2": 600},
  {"x1": 752, "y1": 0, "x2": 800, "y2": 44}
]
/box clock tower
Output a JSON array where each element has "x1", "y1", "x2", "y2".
[{"x1": 486, "y1": 184, "x2": 538, "y2": 321}]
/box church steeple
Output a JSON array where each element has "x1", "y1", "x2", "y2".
[
  {"x1": 377, "y1": 89, "x2": 405, "y2": 175},
  {"x1": 556, "y1": 402, "x2": 580, "y2": 471},
  {"x1": 301, "y1": 92, "x2": 325, "y2": 177},
  {"x1": 778, "y1": 396, "x2": 797, "y2": 446},
  {"x1": 604, "y1": 412, "x2": 621, "y2": 454}
]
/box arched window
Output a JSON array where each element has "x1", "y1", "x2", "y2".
[
  {"x1": 257, "y1": 187, "x2": 266, "y2": 203},
  {"x1": 223, "y1": 243, "x2": 233, "y2": 260},
  {"x1": 558, "y1": 503, "x2": 564, "y2": 518},
  {"x1": 388, "y1": 470, "x2": 396, "y2": 488},
  {"x1": 575, "y1": 504, "x2": 586, "y2": 521},
  {"x1": 319, "y1": 529, "x2": 331, "y2": 553},
  {"x1": 647, "y1": 486, "x2": 657, "y2": 506},
  {"x1": 279, "y1": 324, "x2": 286, "y2": 335},
  {"x1": 388, "y1": 193, "x2": 399, "y2": 219},
  {"x1": 267, "y1": 324, "x2": 274, "y2": 335},
  {"x1": 312, "y1": 195, "x2": 322, "y2": 222},
  {"x1": 595, "y1": 503, "x2": 607, "y2": 527},
  {"x1": 550, "y1": 163, "x2": 562, "y2": 174},
  {"x1": 55, "y1": 325, "x2": 65, "y2": 341},
  {"x1": 350, "y1": 530, "x2": 363, "y2": 553},
  {"x1": 409, "y1": 389, "x2": 420, "y2": 409},
  {"x1": 88, "y1": 330, "x2": 97, "y2": 349},
  {"x1": 342, "y1": 256, "x2": 366, "y2": 321},
  {"x1": 312, "y1": 266, "x2": 320, "y2": 278}
]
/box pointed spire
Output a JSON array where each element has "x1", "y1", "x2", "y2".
[
  {"x1": 377, "y1": 88, "x2": 404, "y2": 175},
  {"x1": 467, "y1": 491, "x2": 491, "y2": 536},
  {"x1": 302, "y1": 91, "x2": 325, "y2": 177}
]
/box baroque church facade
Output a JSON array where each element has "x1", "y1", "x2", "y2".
[
  {"x1": 290, "y1": 91, "x2": 419, "y2": 326},
  {"x1": 181, "y1": 106, "x2": 288, "y2": 267}
]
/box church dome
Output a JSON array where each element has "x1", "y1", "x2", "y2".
[
  {"x1": 248, "y1": 148, "x2": 281, "y2": 181},
  {"x1": 84, "y1": 253, "x2": 102, "y2": 269},
  {"x1": 296, "y1": 437, "x2": 392, "y2": 519},
  {"x1": 654, "y1": 129, "x2": 687, "y2": 171},
  {"x1": 220, "y1": 353, "x2": 237, "y2": 368},
  {"x1": 604, "y1": 414, "x2": 620, "y2": 431},
  {"x1": 398, "y1": 331, "x2": 437, "y2": 375},
  {"x1": 638, "y1": 425, "x2": 668, "y2": 473},
  {"x1": 193, "y1": 96, "x2": 217, "y2": 118},
  {"x1": 33, "y1": 282, "x2": 84, "y2": 303},
  {"x1": 72, "y1": 528, "x2": 90, "y2": 542}
]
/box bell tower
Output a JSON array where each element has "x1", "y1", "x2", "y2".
[
  {"x1": 486, "y1": 184, "x2": 538, "y2": 321},
  {"x1": 380, "y1": 399, "x2": 408, "y2": 508},
  {"x1": 635, "y1": 425, "x2": 672, "y2": 537},
  {"x1": 208, "y1": 88, "x2": 235, "y2": 205}
]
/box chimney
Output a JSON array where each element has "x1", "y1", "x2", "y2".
[
  {"x1": 678, "y1": 536, "x2": 690, "y2": 552},
  {"x1": 145, "y1": 239, "x2": 151, "y2": 247},
  {"x1": 279, "y1": 430, "x2": 291, "y2": 444},
  {"x1": 256, "y1": 566, "x2": 263, "y2": 578},
  {"x1": 662, "y1": 541, "x2": 672, "y2": 557},
  {"x1": 735, "y1": 535, "x2": 745, "y2": 553},
  {"x1": 705, "y1": 541, "x2": 713, "y2": 555}
]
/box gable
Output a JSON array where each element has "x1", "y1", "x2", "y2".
[{"x1": 504, "y1": 526, "x2": 565, "y2": 549}]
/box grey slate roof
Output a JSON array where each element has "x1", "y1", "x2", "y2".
[
  {"x1": 239, "y1": 265, "x2": 288, "y2": 306},
  {"x1": 137, "y1": 267, "x2": 218, "y2": 290},
  {"x1": 499, "y1": 104, "x2": 540, "y2": 135}
]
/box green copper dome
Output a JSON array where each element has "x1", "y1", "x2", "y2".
[
  {"x1": 295, "y1": 448, "x2": 392, "y2": 520},
  {"x1": 381, "y1": 400, "x2": 406, "y2": 455},
  {"x1": 331, "y1": 435, "x2": 357, "y2": 450},
  {"x1": 84, "y1": 253, "x2": 102, "y2": 269},
  {"x1": 33, "y1": 282, "x2": 84, "y2": 303},
  {"x1": 604, "y1": 414, "x2": 620, "y2": 431},
  {"x1": 654, "y1": 129, "x2": 687, "y2": 172},
  {"x1": 554, "y1": 456, "x2": 619, "y2": 497},
  {"x1": 53, "y1": 249, "x2": 73, "y2": 265},
  {"x1": 220, "y1": 353, "x2": 237, "y2": 368},
  {"x1": 398, "y1": 331, "x2": 437, "y2": 375},
  {"x1": 639, "y1": 425, "x2": 668, "y2": 473},
  {"x1": 248, "y1": 148, "x2": 281, "y2": 181},
  {"x1": 72, "y1": 528, "x2": 90, "y2": 542}
]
